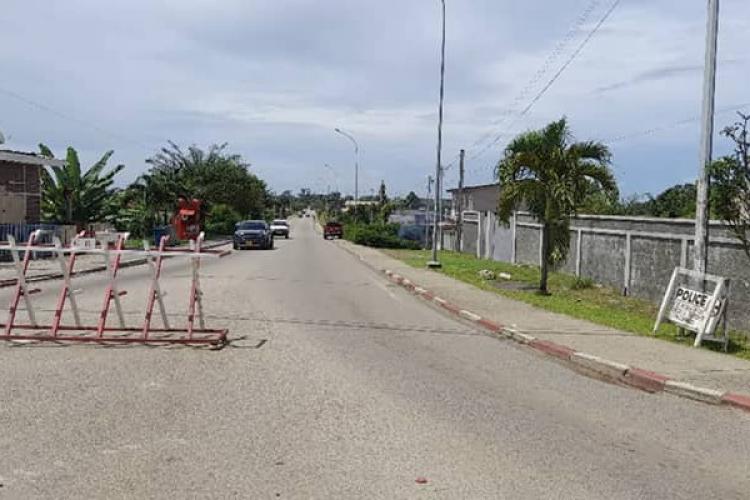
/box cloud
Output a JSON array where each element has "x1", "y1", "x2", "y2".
[
  {"x1": 0, "y1": 0, "x2": 747, "y2": 197},
  {"x1": 594, "y1": 64, "x2": 704, "y2": 94}
]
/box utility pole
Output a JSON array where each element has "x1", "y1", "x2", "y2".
[
  {"x1": 428, "y1": 0, "x2": 447, "y2": 268},
  {"x1": 456, "y1": 149, "x2": 465, "y2": 252},
  {"x1": 693, "y1": 0, "x2": 720, "y2": 276},
  {"x1": 425, "y1": 175, "x2": 434, "y2": 249}
]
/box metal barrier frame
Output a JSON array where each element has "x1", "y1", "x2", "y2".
[{"x1": 0, "y1": 231, "x2": 229, "y2": 347}]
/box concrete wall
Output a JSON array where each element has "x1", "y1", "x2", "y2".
[
  {"x1": 463, "y1": 221, "x2": 478, "y2": 257},
  {"x1": 457, "y1": 211, "x2": 750, "y2": 332}
]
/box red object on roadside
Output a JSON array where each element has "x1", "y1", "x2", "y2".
[
  {"x1": 173, "y1": 197, "x2": 202, "y2": 241},
  {"x1": 415, "y1": 477, "x2": 428, "y2": 484}
]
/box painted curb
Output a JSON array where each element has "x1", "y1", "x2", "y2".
[
  {"x1": 664, "y1": 380, "x2": 724, "y2": 405},
  {"x1": 459, "y1": 310, "x2": 482, "y2": 322},
  {"x1": 529, "y1": 339, "x2": 576, "y2": 361},
  {"x1": 722, "y1": 392, "x2": 750, "y2": 412},
  {"x1": 505, "y1": 328, "x2": 536, "y2": 344},
  {"x1": 571, "y1": 352, "x2": 629, "y2": 380},
  {"x1": 623, "y1": 367, "x2": 670, "y2": 393},
  {"x1": 477, "y1": 318, "x2": 503, "y2": 333},
  {"x1": 333, "y1": 239, "x2": 750, "y2": 414}
]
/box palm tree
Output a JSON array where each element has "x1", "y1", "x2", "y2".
[
  {"x1": 496, "y1": 118, "x2": 617, "y2": 294},
  {"x1": 38, "y1": 145, "x2": 124, "y2": 228}
]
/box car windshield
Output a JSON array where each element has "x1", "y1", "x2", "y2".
[
  {"x1": 237, "y1": 222, "x2": 266, "y2": 230},
  {"x1": 272, "y1": 220, "x2": 288, "y2": 226}
]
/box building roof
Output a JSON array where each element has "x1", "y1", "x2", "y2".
[
  {"x1": 0, "y1": 149, "x2": 66, "y2": 167},
  {"x1": 446, "y1": 182, "x2": 499, "y2": 193}
]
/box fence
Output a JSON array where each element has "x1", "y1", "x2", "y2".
[{"x1": 451, "y1": 211, "x2": 750, "y2": 332}]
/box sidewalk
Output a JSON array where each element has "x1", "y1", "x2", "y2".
[{"x1": 337, "y1": 239, "x2": 750, "y2": 402}]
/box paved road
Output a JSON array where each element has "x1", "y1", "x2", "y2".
[{"x1": 1, "y1": 218, "x2": 749, "y2": 499}]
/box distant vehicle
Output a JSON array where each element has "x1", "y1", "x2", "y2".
[
  {"x1": 323, "y1": 221, "x2": 343, "y2": 240},
  {"x1": 305, "y1": 213, "x2": 311, "y2": 218},
  {"x1": 233, "y1": 220, "x2": 274, "y2": 250},
  {"x1": 270, "y1": 219, "x2": 290, "y2": 238}
]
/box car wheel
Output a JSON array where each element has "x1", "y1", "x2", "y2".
[
  {"x1": 233, "y1": 241, "x2": 239, "y2": 250},
  {"x1": 285, "y1": 234, "x2": 289, "y2": 239}
]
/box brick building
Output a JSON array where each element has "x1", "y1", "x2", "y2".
[{"x1": 0, "y1": 150, "x2": 65, "y2": 224}]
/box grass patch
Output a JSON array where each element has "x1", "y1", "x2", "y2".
[{"x1": 384, "y1": 248, "x2": 750, "y2": 360}]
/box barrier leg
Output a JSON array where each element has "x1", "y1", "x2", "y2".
[
  {"x1": 4, "y1": 233, "x2": 39, "y2": 336},
  {"x1": 50, "y1": 236, "x2": 82, "y2": 336},
  {"x1": 96, "y1": 235, "x2": 127, "y2": 337},
  {"x1": 186, "y1": 233, "x2": 206, "y2": 339},
  {"x1": 142, "y1": 236, "x2": 170, "y2": 339}
]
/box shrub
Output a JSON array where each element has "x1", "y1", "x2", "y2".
[
  {"x1": 571, "y1": 276, "x2": 595, "y2": 290},
  {"x1": 345, "y1": 223, "x2": 420, "y2": 249},
  {"x1": 205, "y1": 203, "x2": 241, "y2": 236}
]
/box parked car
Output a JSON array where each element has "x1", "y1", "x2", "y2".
[
  {"x1": 233, "y1": 220, "x2": 274, "y2": 250},
  {"x1": 270, "y1": 219, "x2": 290, "y2": 238},
  {"x1": 324, "y1": 221, "x2": 343, "y2": 240}
]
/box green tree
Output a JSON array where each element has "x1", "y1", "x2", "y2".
[
  {"x1": 650, "y1": 183, "x2": 697, "y2": 218},
  {"x1": 145, "y1": 142, "x2": 268, "y2": 219},
  {"x1": 496, "y1": 118, "x2": 617, "y2": 293},
  {"x1": 711, "y1": 112, "x2": 750, "y2": 259},
  {"x1": 378, "y1": 180, "x2": 388, "y2": 205},
  {"x1": 38, "y1": 144, "x2": 124, "y2": 228},
  {"x1": 402, "y1": 191, "x2": 422, "y2": 209},
  {"x1": 205, "y1": 203, "x2": 242, "y2": 236}
]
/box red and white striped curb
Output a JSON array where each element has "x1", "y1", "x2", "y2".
[{"x1": 381, "y1": 268, "x2": 750, "y2": 413}]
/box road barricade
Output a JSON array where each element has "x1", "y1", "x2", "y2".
[{"x1": 0, "y1": 230, "x2": 229, "y2": 347}]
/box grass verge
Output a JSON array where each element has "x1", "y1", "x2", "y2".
[{"x1": 384, "y1": 248, "x2": 750, "y2": 361}]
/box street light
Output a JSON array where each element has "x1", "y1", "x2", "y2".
[
  {"x1": 428, "y1": 0, "x2": 446, "y2": 269},
  {"x1": 693, "y1": 0, "x2": 720, "y2": 276},
  {"x1": 334, "y1": 128, "x2": 359, "y2": 204}
]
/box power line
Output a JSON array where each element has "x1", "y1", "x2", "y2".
[
  {"x1": 467, "y1": 0, "x2": 623, "y2": 166},
  {"x1": 444, "y1": 0, "x2": 603, "y2": 170},
  {"x1": 463, "y1": 102, "x2": 750, "y2": 184},
  {"x1": 606, "y1": 102, "x2": 750, "y2": 144},
  {"x1": 0, "y1": 85, "x2": 157, "y2": 149}
]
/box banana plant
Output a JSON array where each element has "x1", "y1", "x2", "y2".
[{"x1": 38, "y1": 144, "x2": 124, "y2": 228}]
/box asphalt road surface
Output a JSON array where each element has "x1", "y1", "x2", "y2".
[{"x1": 1, "y1": 218, "x2": 749, "y2": 499}]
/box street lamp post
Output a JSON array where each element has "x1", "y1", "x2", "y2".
[
  {"x1": 428, "y1": 0, "x2": 446, "y2": 269},
  {"x1": 334, "y1": 128, "x2": 359, "y2": 204},
  {"x1": 693, "y1": 0, "x2": 720, "y2": 277}
]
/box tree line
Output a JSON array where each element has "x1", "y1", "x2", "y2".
[{"x1": 38, "y1": 141, "x2": 269, "y2": 238}]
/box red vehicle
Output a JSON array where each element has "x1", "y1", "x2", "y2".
[{"x1": 323, "y1": 221, "x2": 343, "y2": 240}]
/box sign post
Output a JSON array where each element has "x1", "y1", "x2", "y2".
[{"x1": 654, "y1": 267, "x2": 730, "y2": 350}]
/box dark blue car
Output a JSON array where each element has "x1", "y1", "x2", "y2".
[{"x1": 233, "y1": 220, "x2": 274, "y2": 250}]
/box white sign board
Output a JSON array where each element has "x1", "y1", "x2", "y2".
[{"x1": 654, "y1": 267, "x2": 729, "y2": 349}]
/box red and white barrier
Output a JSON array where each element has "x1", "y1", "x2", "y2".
[{"x1": 0, "y1": 231, "x2": 228, "y2": 347}]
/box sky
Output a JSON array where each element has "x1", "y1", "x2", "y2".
[{"x1": 0, "y1": 0, "x2": 747, "y2": 199}]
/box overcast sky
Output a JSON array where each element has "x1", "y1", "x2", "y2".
[{"x1": 0, "y1": 1, "x2": 747, "y2": 198}]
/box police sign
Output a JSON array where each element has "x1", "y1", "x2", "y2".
[{"x1": 654, "y1": 267, "x2": 729, "y2": 349}]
